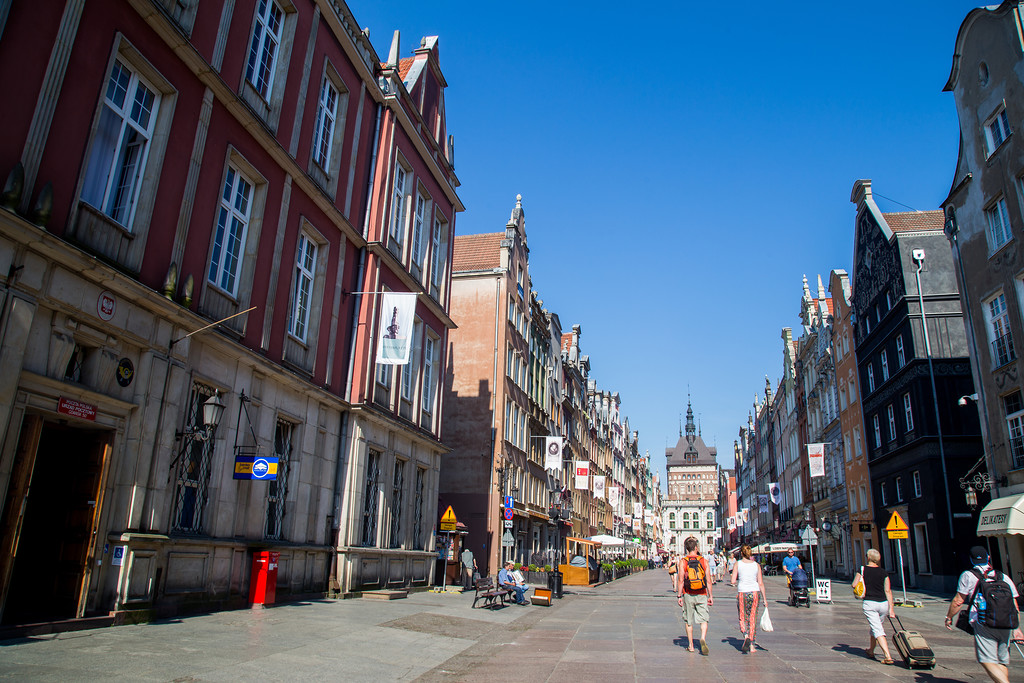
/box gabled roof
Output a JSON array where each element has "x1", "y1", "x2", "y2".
[
  {"x1": 882, "y1": 210, "x2": 944, "y2": 233},
  {"x1": 453, "y1": 233, "x2": 502, "y2": 272},
  {"x1": 397, "y1": 57, "x2": 414, "y2": 80}
]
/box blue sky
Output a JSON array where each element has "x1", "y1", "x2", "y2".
[{"x1": 353, "y1": 1, "x2": 980, "y2": 474}]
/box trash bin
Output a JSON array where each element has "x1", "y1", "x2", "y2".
[
  {"x1": 249, "y1": 550, "x2": 280, "y2": 606},
  {"x1": 548, "y1": 570, "x2": 563, "y2": 599}
]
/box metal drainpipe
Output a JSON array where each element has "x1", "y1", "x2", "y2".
[
  {"x1": 489, "y1": 270, "x2": 501, "y2": 571},
  {"x1": 915, "y1": 253, "x2": 955, "y2": 539}
]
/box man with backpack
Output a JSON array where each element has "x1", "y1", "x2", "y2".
[
  {"x1": 676, "y1": 536, "x2": 713, "y2": 654},
  {"x1": 944, "y1": 546, "x2": 1022, "y2": 683}
]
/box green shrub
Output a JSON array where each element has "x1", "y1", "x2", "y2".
[
  {"x1": 543, "y1": 564, "x2": 552, "y2": 572},
  {"x1": 528, "y1": 564, "x2": 538, "y2": 572}
]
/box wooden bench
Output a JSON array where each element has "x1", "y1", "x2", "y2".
[{"x1": 472, "y1": 576, "x2": 513, "y2": 609}]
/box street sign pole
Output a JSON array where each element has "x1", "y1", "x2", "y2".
[{"x1": 898, "y1": 538, "x2": 907, "y2": 605}]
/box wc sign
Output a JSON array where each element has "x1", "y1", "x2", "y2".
[{"x1": 233, "y1": 455, "x2": 279, "y2": 480}]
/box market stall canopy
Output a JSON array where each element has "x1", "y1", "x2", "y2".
[
  {"x1": 977, "y1": 493, "x2": 1024, "y2": 536},
  {"x1": 586, "y1": 534, "x2": 637, "y2": 547}
]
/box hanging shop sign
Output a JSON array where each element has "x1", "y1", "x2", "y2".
[{"x1": 233, "y1": 455, "x2": 279, "y2": 480}]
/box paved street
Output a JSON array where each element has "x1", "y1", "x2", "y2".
[{"x1": 1, "y1": 568, "x2": 1022, "y2": 682}]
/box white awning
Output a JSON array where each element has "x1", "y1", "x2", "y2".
[{"x1": 977, "y1": 494, "x2": 1024, "y2": 536}]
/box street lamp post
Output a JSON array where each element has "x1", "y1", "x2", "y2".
[{"x1": 913, "y1": 249, "x2": 956, "y2": 539}]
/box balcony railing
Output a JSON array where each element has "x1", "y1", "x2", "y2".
[{"x1": 992, "y1": 331, "x2": 1017, "y2": 368}]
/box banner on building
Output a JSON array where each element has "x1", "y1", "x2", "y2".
[
  {"x1": 728, "y1": 516, "x2": 736, "y2": 531},
  {"x1": 376, "y1": 292, "x2": 418, "y2": 365},
  {"x1": 740, "y1": 508, "x2": 748, "y2": 524},
  {"x1": 758, "y1": 494, "x2": 769, "y2": 513},
  {"x1": 633, "y1": 502, "x2": 643, "y2": 518},
  {"x1": 768, "y1": 482, "x2": 781, "y2": 504},
  {"x1": 574, "y1": 460, "x2": 590, "y2": 489},
  {"x1": 646, "y1": 509, "x2": 655, "y2": 525},
  {"x1": 593, "y1": 476, "x2": 605, "y2": 500},
  {"x1": 609, "y1": 485, "x2": 620, "y2": 507},
  {"x1": 544, "y1": 436, "x2": 562, "y2": 471},
  {"x1": 808, "y1": 443, "x2": 825, "y2": 478}
]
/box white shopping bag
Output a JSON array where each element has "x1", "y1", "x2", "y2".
[{"x1": 760, "y1": 605, "x2": 774, "y2": 632}]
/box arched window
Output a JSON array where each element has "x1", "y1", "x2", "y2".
[{"x1": 682, "y1": 512, "x2": 689, "y2": 520}]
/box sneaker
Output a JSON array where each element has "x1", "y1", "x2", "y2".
[
  {"x1": 700, "y1": 639, "x2": 709, "y2": 655},
  {"x1": 741, "y1": 637, "x2": 750, "y2": 654}
]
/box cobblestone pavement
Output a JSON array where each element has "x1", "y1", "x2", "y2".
[{"x1": 0, "y1": 569, "x2": 1021, "y2": 681}]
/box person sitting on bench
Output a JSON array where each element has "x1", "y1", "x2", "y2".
[{"x1": 498, "y1": 561, "x2": 529, "y2": 605}]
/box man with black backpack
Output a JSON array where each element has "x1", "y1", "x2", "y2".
[
  {"x1": 944, "y1": 546, "x2": 1022, "y2": 683},
  {"x1": 676, "y1": 536, "x2": 713, "y2": 655}
]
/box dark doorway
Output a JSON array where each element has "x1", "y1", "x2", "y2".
[{"x1": 2, "y1": 421, "x2": 109, "y2": 624}]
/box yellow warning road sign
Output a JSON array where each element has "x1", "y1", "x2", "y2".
[
  {"x1": 887, "y1": 529, "x2": 908, "y2": 540},
  {"x1": 885, "y1": 511, "x2": 909, "y2": 532},
  {"x1": 440, "y1": 505, "x2": 457, "y2": 531}
]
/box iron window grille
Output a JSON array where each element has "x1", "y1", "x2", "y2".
[
  {"x1": 361, "y1": 449, "x2": 381, "y2": 546},
  {"x1": 388, "y1": 459, "x2": 405, "y2": 548},
  {"x1": 172, "y1": 383, "x2": 217, "y2": 533},
  {"x1": 412, "y1": 467, "x2": 425, "y2": 550},
  {"x1": 265, "y1": 419, "x2": 292, "y2": 540}
]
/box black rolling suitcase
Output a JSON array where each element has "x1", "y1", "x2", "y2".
[{"x1": 889, "y1": 614, "x2": 936, "y2": 669}]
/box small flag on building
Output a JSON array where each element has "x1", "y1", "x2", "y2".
[
  {"x1": 758, "y1": 494, "x2": 769, "y2": 513},
  {"x1": 769, "y1": 482, "x2": 781, "y2": 504},
  {"x1": 376, "y1": 292, "x2": 417, "y2": 365},
  {"x1": 574, "y1": 460, "x2": 590, "y2": 489},
  {"x1": 609, "y1": 485, "x2": 620, "y2": 507},
  {"x1": 808, "y1": 443, "x2": 825, "y2": 478},
  {"x1": 593, "y1": 476, "x2": 605, "y2": 500},
  {"x1": 544, "y1": 436, "x2": 562, "y2": 471}
]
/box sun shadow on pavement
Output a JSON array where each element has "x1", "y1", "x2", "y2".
[{"x1": 832, "y1": 643, "x2": 872, "y2": 659}]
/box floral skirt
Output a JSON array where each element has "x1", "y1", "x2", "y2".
[{"x1": 737, "y1": 591, "x2": 760, "y2": 639}]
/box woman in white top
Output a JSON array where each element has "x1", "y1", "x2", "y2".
[{"x1": 730, "y1": 544, "x2": 767, "y2": 654}]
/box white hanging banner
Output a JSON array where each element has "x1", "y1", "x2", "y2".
[
  {"x1": 593, "y1": 476, "x2": 605, "y2": 500},
  {"x1": 376, "y1": 292, "x2": 417, "y2": 365},
  {"x1": 728, "y1": 516, "x2": 736, "y2": 530},
  {"x1": 633, "y1": 502, "x2": 643, "y2": 518},
  {"x1": 574, "y1": 460, "x2": 590, "y2": 489},
  {"x1": 768, "y1": 482, "x2": 781, "y2": 504},
  {"x1": 808, "y1": 443, "x2": 825, "y2": 478},
  {"x1": 544, "y1": 436, "x2": 562, "y2": 471},
  {"x1": 758, "y1": 494, "x2": 769, "y2": 513},
  {"x1": 608, "y1": 485, "x2": 620, "y2": 507}
]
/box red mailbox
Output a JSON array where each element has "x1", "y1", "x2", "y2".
[{"x1": 249, "y1": 550, "x2": 279, "y2": 606}]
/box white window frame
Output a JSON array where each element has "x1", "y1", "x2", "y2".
[
  {"x1": 81, "y1": 57, "x2": 161, "y2": 231},
  {"x1": 411, "y1": 190, "x2": 429, "y2": 269},
  {"x1": 895, "y1": 475, "x2": 903, "y2": 501},
  {"x1": 880, "y1": 481, "x2": 887, "y2": 506},
  {"x1": 986, "y1": 197, "x2": 1013, "y2": 252},
  {"x1": 896, "y1": 334, "x2": 905, "y2": 368},
  {"x1": 867, "y1": 364, "x2": 875, "y2": 393},
  {"x1": 287, "y1": 232, "x2": 317, "y2": 342},
  {"x1": 389, "y1": 162, "x2": 410, "y2": 251},
  {"x1": 430, "y1": 214, "x2": 448, "y2": 300},
  {"x1": 903, "y1": 393, "x2": 913, "y2": 431},
  {"x1": 873, "y1": 414, "x2": 882, "y2": 448},
  {"x1": 985, "y1": 107, "x2": 1011, "y2": 157},
  {"x1": 887, "y1": 404, "x2": 897, "y2": 441},
  {"x1": 311, "y1": 75, "x2": 339, "y2": 172},
  {"x1": 401, "y1": 320, "x2": 422, "y2": 403},
  {"x1": 1005, "y1": 390, "x2": 1024, "y2": 470},
  {"x1": 422, "y1": 332, "x2": 438, "y2": 416},
  {"x1": 913, "y1": 522, "x2": 931, "y2": 573},
  {"x1": 208, "y1": 163, "x2": 254, "y2": 297},
  {"x1": 985, "y1": 292, "x2": 1015, "y2": 367},
  {"x1": 881, "y1": 349, "x2": 889, "y2": 381},
  {"x1": 245, "y1": 0, "x2": 285, "y2": 101},
  {"x1": 913, "y1": 470, "x2": 922, "y2": 498}
]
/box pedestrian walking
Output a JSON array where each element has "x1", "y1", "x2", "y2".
[
  {"x1": 944, "y1": 545, "x2": 1022, "y2": 683},
  {"x1": 677, "y1": 537, "x2": 713, "y2": 654},
  {"x1": 851, "y1": 548, "x2": 895, "y2": 665},
  {"x1": 730, "y1": 544, "x2": 767, "y2": 654},
  {"x1": 460, "y1": 546, "x2": 476, "y2": 592},
  {"x1": 667, "y1": 552, "x2": 678, "y2": 593},
  {"x1": 706, "y1": 552, "x2": 718, "y2": 584}
]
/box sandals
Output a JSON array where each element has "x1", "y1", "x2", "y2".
[
  {"x1": 687, "y1": 645, "x2": 695, "y2": 652},
  {"x1": 881, "y1": 658, "x2": 894, "y2": 665}
]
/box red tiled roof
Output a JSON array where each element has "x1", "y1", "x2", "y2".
[
  {"x1": 823, "y1": 297, "x2": 834, "y2": 316},
  {"x1": 397, "y1": 57, "x2": 414, "y2": 80},
  {"x1": 453, "y1": 233, "x2": 503, "y2": 272},
  {"x1": 883, "y1": 210, "x2": 944, "y2": 233}
]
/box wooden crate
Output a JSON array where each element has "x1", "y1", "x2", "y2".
[{"x1": 531, "y1": 588, "x2": 552, "y2": 606}]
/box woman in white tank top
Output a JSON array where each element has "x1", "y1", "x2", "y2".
[{"x1": 730, "y1": 544, "x2": 767, "y2": 654}]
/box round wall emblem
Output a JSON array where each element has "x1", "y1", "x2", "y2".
[
  {"x1": 97, "y1": 290, "x2": 116, "y2": 321},
  {"x1": 116, "y1": 358, "x2": 134, "y2": 387},
  {"x1": 252, "y1": 459, "x2": 271, "y2": 479}
]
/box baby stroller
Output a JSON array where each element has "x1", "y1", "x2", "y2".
[{"x1": 788, "y1": 566, "x2": 810, "y2": 607}]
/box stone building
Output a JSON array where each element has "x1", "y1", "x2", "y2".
[
  {"x1": 0, "y1": 0, "x2": 460, "y2": 625},
  {"x1": 942, "y1": 0, "x2": 1024, "y2": 582},
  {"x1": 663, "y1": 401, "x2": 720, "y2": 555},
  {"x1": 851, "y1": 180, "x2": 981, "y2": 591}
]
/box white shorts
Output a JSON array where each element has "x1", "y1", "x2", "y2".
[
  {"x1": 974, "y1": 622, "x2": 1011, "y2": 665},
  {"x1": 862, "y1": 599, "x2": 889, "y2": 637}
]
